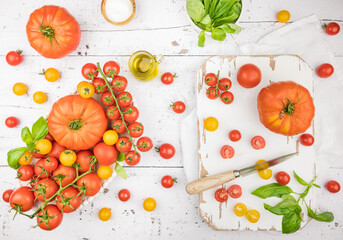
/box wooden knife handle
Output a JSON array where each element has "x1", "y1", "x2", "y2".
[{"x1": 185, "y1": 170, "x2": 238, "y2": 195}]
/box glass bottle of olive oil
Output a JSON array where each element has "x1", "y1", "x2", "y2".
[{"x1": 128, "y1": 51, "x2": 161, "y2": 81}]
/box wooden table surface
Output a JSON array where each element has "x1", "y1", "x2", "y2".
[{"x1": 0, "y1": 0, "x2": 342, "y2": 239}]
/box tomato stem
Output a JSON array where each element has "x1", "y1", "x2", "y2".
[{"x1": 68, "y1": 118, "x2": 85, "y2": 131}]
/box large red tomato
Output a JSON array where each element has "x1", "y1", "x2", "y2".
[
  {"x1": 48, "y1": 95, "x2": 108, "y2": 150},
  {"x1": 26, "y1": 5, "x2": 81, "y2": 59},
  {"x1": 9, "y1": 186, "x2": 35, "y2": 212},
  {"x1": 257, "y1": 81, "x2": 315, "y2": 136}
]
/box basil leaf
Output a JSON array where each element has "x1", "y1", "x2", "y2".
[
  {"x1": 32, "y1": 117, "x2": 48, "y2": 141},
  {"x1": 21, "y1": 127, "x2": 34, "y2": 144},
  {"x1": 198, "y1": 30, "x2": 206, "y2": 47},
  {"x1": 282, "y1": 212, "x2": 302, "y2": 234},
  {"x1": 116, "y1": 152, "x2": 125, "y2": 162},
  {"x1": 226, "y1": 23, "x2": 241, "y2": 34},
  {"x1": 293, "y1": 171, "x2": 308, "y2": 186},
  {"x1": 200, "y1": 14, "x2": 212, "y2": 25},
  {"x1": 115, "y1": 164, "x2": 127, "y2": 180},
  {"x1": 264, "y1": 195, "x2": 302, "y2": 216},
  {"x1": 204, "y1": 0, "x2": 211, "y2": 13},
  {"x1": 7, "y1": 147, "x2": 28, "y2": 169},
  {"x1": 214, "y1": 0, "x2": 236, "y2": 20},
  {"x1": 307, "y1": 207, "x2": 334, "y2": 222},
  {"x1": 252, "y1": 183, "x2": 293, "y2": 199},
  {"x1": 26, "y1": 142, "x2": 35, "y2": 152},
  {"x1": 219, "y1": 24, "x2": 235, "y2": 33},
  {"x1": 186, "y1": 0, "x2": 206, "y2": 22},
  {"x1": 209, "y1": 0, "x2": 219, "y2": 18},
  {"x1": 211, "y1": 28, "x2": 226, "y2": 41}
]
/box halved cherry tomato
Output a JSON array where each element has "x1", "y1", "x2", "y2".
[
  {"x1": 220, "y1": 91, "x2": 234, "y2": 104},
  {"x1": 228, "y1": 184, "x2": 242, "y2": 198},
  {"x1": 101, "y1": 91, "x2": 115, "y2": 106},
  {"x1": 218, "y1": 78, "x2": 232, "y2": 91},
  {"x1": 118, "y1": 189, "x2": 130, "y2": 202},
  {"x1": 128, "y1": 122, "x2": 144, "y2": 138},
  {"x1": 117, "y1": 91, "x2": 133, "y2": 108},
  {"x1": 220, "y1": 145, "x2": 235, "y2": 159},
  {"x1": 316, "y1": 63, "x2": 334, "y2": 78},
  {"x1": 234, "y1": 203, "x2": 247, "y2": 217},
  {"x1": 324, "y1": 22, "x2": 340, "y2": 35},
  {"x1": 123, "y1": 106, "x2": 139, "y2": 122},
  {"x1": 326, "y1": 180, "x2": 340, "y2": 193},
  {"x1": 111, "y1": 75, "x2": 127, "y2": 92},
  {"x1": 82, "y1": 63, "x2": 98, "y2": 80},
  {"x1": 112, "y1": 119, "x2": 127, "y2": 134},
  {"x1": 137, "y1": 137, "x2": 153, "y2": 152},
  {"x1": 246, "y1": 209, "x2": 260, "y2": 223},
  {"x1": 92, "y1": 77, "x2": 108, "y2": 94},
  {"x1": 206, "y1": 87, "x2": 219, "y2": 99},
  {"x1": 299, "y1": 133, "x2": 314, "y2": 146},
  {"x1": 5, "y1": 117, "x2": 19, "y2": 128},
  {"x1": 103, "y1": 61, "x2": 120, "y2": 78},
  {"x1": 275, "y1": 171, "x2": 290, "y2": 185},
  {"x1": 125, "y1": 151, "x2": 141, "y2": 166},
  {"x1": 116, "y1": 137, "x2": 132, "y2": 152},
  {"x1": 171, "y1": 101, "x2": 186, "y2": 114},
  {"x1": 256, "y1": 160, "x2": 272, "y2": 180},
  {"x1": 106, "y1": 106, "x2": 120, "y2": 120},
  {"x1": 251, "y1": 136, "x2": 266, "y2": 150},
  {"x1": 17, "y1": 165, "x2": 34, "y2": 181},
  {"x1": 161, "y1": 72, "x2": 176, "y2": 85},
  {"x1": 156, "y1": 143, "x2": 175, "y2": 159},
  {"x1": 204, "y1": 73, "x2": 217, "y2": 86},
  {"x1": 214, "y1": 188, "x2": 228, "y2": 203},
  {"x1": 229, "y1": 130, "x2": 241, "y2": 142}
]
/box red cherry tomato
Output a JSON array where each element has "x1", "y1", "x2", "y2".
[
  {"x1": 111, "y1": 75, "x2": 127, "y2": 92},
  {"x1": 218, "y1": 78, "x2": 232, "y2": 91},
  {"x1": 81, "y1": 63, "x2": 98, "y2": 80},
  {"x1": 220, "y1": 91, "x2": 234, "y2": 104},
  {"x1": 137, "y1": 137, "x2": 153, "y2": 152},
  {"x1": 326, "y1": 180, "x2": 340, "y2": 193},
  {"x1": 34, "y1": 158, "x2": 51, "y2": 179},
  {"x1": 10, "y1": 186, "x2": 35, "y2": 212},
  {"x1": 316, "y1": 63, "x2": 334, "y2": 78},
  {"x1": 116, "y1": 137, "x2": 132, "y2": 152},
  {"x1": 206, "y1": 87, "x2": 219, "y2": 99},
  {"x1": 161, "y1": 175, "x2": 177, "y2": 188},
  {"x1": 117, "y1": 91, "x2": 133, "y2": 108},
  {"x1": 106, "y1": 106, "x2": 120, "y2": 120},
  {"x1": 118, "y1": 189, "x2": 130, "y2": 202},
  {"x1": 36, "y1": 204, "x2": 63, "y2": 231},
  {"x1": 157, "y1": 143, "x2": 175, "y2": 159},
  {"x1": 42, "y1": 157, "x2": 59, "y2": 172},
  {"x1": 324, "y1": 22, "x2": 340, "y2": 35},
  {"x1": 220, "y1": 145, "x2": 235, "y2": 159},
  {"x1": 2, "y1": 189, "x2": 14, "y2": 202},
  {"x1": 101, "y1": 91, "x2": 115, "y2": 106},
  {"x1": 204, "y1": 73, "x2": 218, "y2": 86},
  {"x1": 112, "y1": 119, "x2": 127, "y2": 134},
  {"x1": 103, "y1": 61, "x2": 120, "y2": 78},
  {"x1": 171, "y1": 101, "x2": 186, "y2": 114},
  {"x1": 237, "y1": 64, "x2": 262, "y2": 88},
  {"x1": 229, "y1": 130, "x2": 241, "y2": 142},
  {"x1": 299, "y1": 133, "x2": 314, "y2": 146},
  {"x1": 275, "y1": 171, "x2": 291, "y2": 185},
  {"x1": 92, "y1": 77, "x2": 108, "y2": 94},
  {"x1": 123, "y1": 106, "x2": 140, "y2": 123},
  {"x1": 128, "y1": 122, "x2": 144, "y2": 138},
  {"x1": 251, "y1": 136, "x2": 266, "y2": 150},
  {"x1": 161, "y1": 72, "x2": 176, "y2": 85},
  {"x1": 228, "y1": 184, "x2": 242, "y2": 198},
  {"x1": 17, "y1": 165, "x2": 35, "y2": 181},
  {"x1": 6, "y1": 50, "x2": 23, "y2": 66},
  {"x1": 214, "y1": 188, "x2": 228, "y2": 202},
  {"x1": 125, "y1": 151, "x2": 141, "y2": 166},
  {"x1": 76, "y1": 173, "x2": 102, "y2": 196},
  {"x1": 5, "y1": 117, "x2": 19, "y2": 128}
]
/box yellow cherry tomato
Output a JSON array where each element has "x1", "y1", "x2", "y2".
[
  {"x1": 255, "y1": 160, "x2": 273, "y2": 180},
  {"x1": 246, "y1": 209, "x2": 260, "y2": 223},
  {"x1": 77, "y1": 81, "x2": 94, "y2": 98},
  {"x1": 234, "y1": 203, "x2": 247, "y2": 217},
  {"x1": 35, "y1": 139, "x2": 52, "y2": 155},
  {"x1": 98, "y1": 208, "x2": 111, "y2": 221},
  {"x1": 97, "y1": 166, "x2": 112, "y2": 179},
  {"x1": 277, "y1": 10, "x2": 290, "y2": 23},
  {"x1": 13, "y1": 83, "x2": 28, "y2": 96},
  {"x1": 18, "y1": 150, "x2": 33, "y2": 165},
  {"x1": 103, "y1": 130, "x2": 118, "y2": 145},
  {"x1": 143, "y1": 198, "x2": 157, "y2": 212},
  {"x1": 33, "y1": 91, "x2": 47, "y2": 104},
  {"x1": 60, "y1": 149, "x2": 77, "y2": 166},
  {"x1": 42, "y1": 68, "x2": 60, "y2": 82},
  {"x1": 204, "y1": 116, "x2": 219, "y2": 131}
]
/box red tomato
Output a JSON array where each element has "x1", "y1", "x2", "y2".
[
  {"x1": 275, "y1": 171, "x2": 290, "y2": 185},
  {"x1": 214, "y1": 188, "x2": 228, "y2": 203},
  {"x1": 76, "y1": 150, "x2": 96, "y2": 173},
  {"x1": 34, "y1": 178, "x2": 59, "y2": 202},
  {"x1": 204, "y1": 73, "x2": 217, "y2": 86},
  {"x1": 206, "y1": 87, "x2": 219, "y2": 99},
  {"x1": 10, "y1": 186, "x2": 35, "y2": 212},
  {"x1": 48, "y1": 142, "x2": 66, "y2": 160},
  {"x1": 5, "y1": 117, "x2": 19, "y2": 128},
  {"x1": 42, "y1": 157, "x2": 59, "y2": 172},
  {"x1": 6, "y1": 50, "x2": 23, "y2": 66},
  {"x1": 111, "y1": 75, "x2": 127, "y2": 92},
  {"x1": 326, "y1": 180, "x2": 341, "y2": 193},
  {"x1": 101, "y1": 91, "x2": 115, "y2": 106},
  {"x1": 118, "y1": 189, "x2": 130, "y2": 202},
  {"x1": 116, "y1": 137, "x2": 132, "y2": 152},
  {"x1": 237, "y1": 64, "x2": 262, "y2": 88},
  {"x1": 2, "y1": 189, "x2": 14, "y2": 202},
  {"x1": 299, "y1": 133, "x2": 314, "y2": 146},
  {"x1": 218, "y1": 78, "x2": 232, "y2": 91},
  {"x1": 137, "y1": 137, "x2": 153, "y2": 152},
  {"x1": 251, "y1": 136, "x2": 266, "y2": 150},
  {"x1": 325, "y1": 22, "x2": 340, "y2": 35},
  {"x1": 92, "y1": 77, "x2": 108, "y2": 94},
  {"x1": 229, "y1": 130, "x2": 241, "y2": 142},
  {"x1": 81, "y1": 63, "x2": 98, "y2": 80},
  {"x1": 171, "y1": 101, "x2": 186, "y2": 114},
  {"x1": 316, "y1": 63, "x2": 334, "y2": 78},
  {"x1": 17, "y1": 165, "x2": 34, "y2": 181},
  {"x1": 220, "y1": 145, "x2": 235, "y2": 159},
  {"x1": 128, "y1": 122, "x2": 144, "y2": 138},
  {"x1": 161, "y1": 72, "x2": 176, "y2": 85},
  {"x1": 37, "y1": 204, "x2": 63, "y2": 231},
  {"x1": 125, "y1": 151, "x2": 141, "y2": 166},
  {"x1": 117, "y1": 91, "x2": 133, "y2": 108},
  {"x1": 157, "y1": 143, "x2": 175, "y2": 159},
  {"x1": 228, "y1": 184, "x2": 242, "y2": 198},
  {"x1": 52, "y1": 164, "x2": 76, "y2": 187},
  {"x1": 123, "y1": 106, "x2": 139, "y2": 122},
  {"x1": 106, "y1": 106, "x2": 121, "y2": 120},
  {"x1": 220, "y1": 91, "x2": 234, "y2": 104},
  {"x1": 35, "y1": 158, "x2": 51, "y2": 178},
  {"x1": 161, "y1": 175, "x2": 177, "y2": 188},
  {"x1": 112, "y1": 119, "x2": 127, "y2": 134},
  {"x1": 29, "y1": 176, "x2": 39, "y2": 188},
  {"x1": 103, "y1": 61, "x2": 120, "y2": 78},
  {"x1": 77, "y1": 173, "x2": 102, "y2": 196},
  {"x1": 56, "y1": 186, "x2": 82, "y2": 213},
  {"x1": 45, "y1": 133, "x2": 54, "y2": 142},
  {"x1": 93, "y1": 142, "x2": 118, "y2": 166},
  {"x1": 33, "y1": 152, "x2": 45, "y2": 159}
]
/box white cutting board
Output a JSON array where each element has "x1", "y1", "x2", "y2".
[{"x1": 197, "y1": 55, "x2": 317, "y2": 231}]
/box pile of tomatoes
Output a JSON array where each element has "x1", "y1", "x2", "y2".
[{"x1": 204, "y1": 72, "x2": 234, "y2": 104}]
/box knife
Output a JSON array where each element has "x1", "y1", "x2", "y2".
[{"x1": 185, "y1": 152, "x2": 297, "y2": 195}]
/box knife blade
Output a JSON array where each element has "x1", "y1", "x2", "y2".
[{"x1": 185, "y1": 152, "x2": 298, "y2": 195}]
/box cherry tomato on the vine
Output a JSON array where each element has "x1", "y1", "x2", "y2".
[
  {"x1": 143, "y1": 198, "x2": 156, "y2": 212},
  {"x1": 10, "y1": 186, "x2": 35, "y2": 212},
  {"x1": 98, "y1": 208, "x2": 112, "y2": 221},
  {"x1": 5, "y1": 117, "x2": 19, "y2": 128},
  {"x1": 326, "y1": 180, "x2": 340, "y2": 193},
  {"x1": 111, "y1": 75, "x2": 127, "y2": 92},
  {"x1": 34, "y1": 159, "x2": 51, "y2": 179},
  {"x1": 106, "y1": 106, "x2": 120, "y2": 120},
  {"x1": 101, "y1": 91, "x2": 115, "y2": 106},
  {"x1": 82, "y1": 63, "x2": 98, "y2": 80},
  {"x1": 214, "y1": 188, "x2": 228, "y2": 203},
  {"x1": 171, "y1": 101, "x2": 186, "y2": 114},
  {"x1": 204, "y1": 73, "x2": 218, "y2": 86},
  {"x1": 220, "y1": 91, "x2": 234, "y2": 104},
  {"x1": 137, "y1": 137, "x2": 153, "y2": 152},
  {"x1": 229, "y1": 130, "x2": 241, "y2": 142},
  {"x1": 117, "y1": 91, "x2": 133, "y2": 108},
  {"x1": 220, "y1": 145, "x2": 235, "y2": 159},
  {"x1": 76, "y1": 150, "x2": 96, "y2": 173},
  {"x1": 118, "y1": 189, "x2": 131, "y2": 202},
  {"x1": 76, "y1": 173, "x2": 102, "y2": 196},
  {"x1": 36, "y1": 204, "x2": 63, "y2": 231},
  {"x1": 161, "y1": 72, "x2": 177, "y2": 85},
  {"x1": 228, "y1": 184, "x2": 242, "y2": 198},
  {"x1": 316, "y1": 63, "x2": 334, "y2": 78},
  {"x1": 112, "y1": 119, "x2": 127, "y2": 134},
  {"x1": 218, "y1": 78, "x2": 232, "y2": 91},
  {"x1": 123, "y1": 106, "x2": 139, "y2": 122},
  {"x1": 56, "y1": 186, "x2": 82, "y2": 213},
  {"x1": 128, "y1": 122, "x2": 144, "y2": 138},
  {"x1": 251, "y1": 136, "x2": 266, "y2": 150},
  {"x1": 42, "y1": 157, "x2": 59, "y2": 172},
  {"x1": 92, "y1": 77, "x2": 108, "y2": 94},
  {"x1": 156, "y1": 143, "x2": 175, "y2": 159},
  {"x1": 2, "y1": 189, "x2": 14, "y2": 203},
  {"x1": 161, "y1": 175, "x2": 177, "y2": 188},
  {"x1": 275, "y1": 171, "x2": 290, "y2": 185},
  {"x1": 53, "y1": 164, "x2": 76, "y2": 187},
  {"x1": 125, "y1": 151, "x2": 141, "y2": 166},
  {"x1": 34, "y1": 178, "x2": 59, "y2": 202},
  {"x1": 116, "y1": 137, "x2": 132, "y2": 152},
  {"x1": 299, "y1": 133, "x2": 314, "y2": 146},
  {"x1": 324, "y1": 22, "x2": 340, "y2": 35},
  {"x1": 206, "y1": 87, "x2": 219, "y2": 99},
  {"x1": 6, "y1": 50, "x2": 23, "y2": 66},
  {"x1": 17, "y1": 165, "x2": 34, "y2": 181},
  {"x1": 234, "y1": 203, "x2": 247, "y2": 217},
  {"x1": 103, "y1": 61, "x2": 120, "y2": 78}
]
